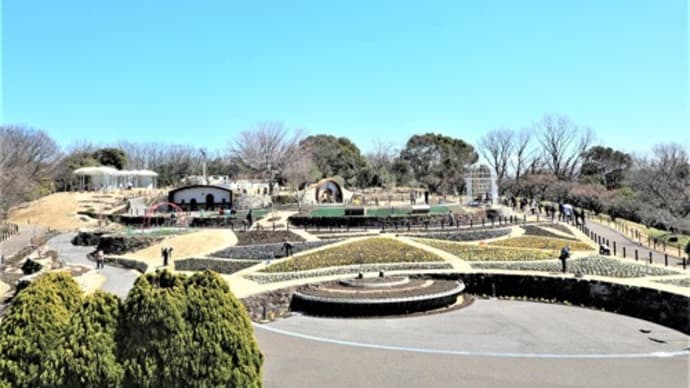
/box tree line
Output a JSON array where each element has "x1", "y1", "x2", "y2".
[{"x1": 1, "y1": 116, "x2": 687, "y2": 231}]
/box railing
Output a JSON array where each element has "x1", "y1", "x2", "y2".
[{"x1": 0, "y1": 223, "x2": 19, "y2": 243}]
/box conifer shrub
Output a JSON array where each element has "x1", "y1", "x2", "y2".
[
  {"x1": 0, "y1": 273, "x2": 81, "y2": 387},
  {"x1": 41, "y1": 291, "x2": 123, "y2": 387}
]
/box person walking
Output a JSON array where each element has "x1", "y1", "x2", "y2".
[
  {"x1": 95, "y1": 249, "x2": 105, "y2": 269},
  {"x1": 162, "y1": 247, "x2": 171, "y2": 266},
  {"x1": 559, "y1": 246, "x2": 571, "y2": 273},
  {"x1": 447, "y1": 210, "x2": 455, "y2": 226},
  {"x1": 246, "y1": 209, "x2": 254, "y2": 228}
]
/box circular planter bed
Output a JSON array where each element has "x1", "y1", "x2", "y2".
[{"x1": 290, "y1": 277, "x2": 465, "y2": 317}]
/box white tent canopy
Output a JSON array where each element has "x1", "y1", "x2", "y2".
[{"x1": 74, "y1": 166, "x2": 158, "y2": 191}]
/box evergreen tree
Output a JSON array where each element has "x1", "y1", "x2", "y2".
[
  {"x1": 182, "y1": 270, "x2": 263, "y2": 387},
  {"x1": 118, "y1": 271, "x2": 192, "y2": 388},
  {"x1": 0, "y1": 273, "x2": 81, "y2": 387},
  {"x1": 41, "y1": 291, "x2": 123, "y2": 387}
]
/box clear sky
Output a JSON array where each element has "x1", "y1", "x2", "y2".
[{"x1": 1, "y1": 0, "x2": 687, "y2": 155}]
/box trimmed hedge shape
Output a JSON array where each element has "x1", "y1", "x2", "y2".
[
  {"x1": 210, "y1": 239, "x2": 341, "y2": 260},
  {"x1": 288, "y1": 213, "x2": 480, "y2": 229},
  {"x1": 489, "y1": 236, "x2": 593, "y2": 251},
  {"x1": 247, "y1": 262, "x2": 453, "y2": 284},
  {"x1": 415, "y1": 239, "x2": 554, "y2": 261},
  {"x1": 261, "y1": 237, "x2": 443, "y2": 273},
  {"x1": 175, "y1": 258, "x2": 258, "y2": 274},
  {"x1": 21, "y1": 258, "x2": 43, "y2": 275},
  {"x1": 235, "y1": 230, "x2": 305, "y2": 246},
  {"x1": 408, "y1": 228, "x2": 511, "y2": 242},
  {"x1": 471, "y1": 256, "x2": 678, "y2": 278}
]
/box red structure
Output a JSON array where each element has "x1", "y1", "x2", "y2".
[{"x1": 143, "y1": 201, "x2": 187, "y2": 228}]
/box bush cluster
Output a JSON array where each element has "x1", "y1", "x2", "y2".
[{"x1": 0, "y1": 271, "x2": 263, "y2": 388}]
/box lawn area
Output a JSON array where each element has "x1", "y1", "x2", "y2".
[
  {"x1": 260, "y1": 237, "x2": 443, "y2": 272},
  {"x1": 310, "y1": 207, "x2": 345, "y2": 217},
  {"x1": 471, "y1": 256, "x2": 679, "y2": 278},
  {"x1": 489, "y1": 236, "x2": 593, "y2": 251},
  {"x1": 414, "y1": 239, "x2": 555, "y2": 261}
]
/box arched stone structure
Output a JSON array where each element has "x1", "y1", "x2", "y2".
[{"x1": 314, "y1": 179, "x2": 344, "y2": 204}]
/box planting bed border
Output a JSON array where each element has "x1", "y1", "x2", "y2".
[
  {"x1": 246, "y1": 262, "x2": 453, "y2": 284},
  {"x1": 290, "y1": 280, "x2": 465, "y2": 317}
]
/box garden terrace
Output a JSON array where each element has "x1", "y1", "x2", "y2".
[
  {"x1": 406, "y1": 227, "x2": 512, "y2": 242},
  {"x1": 246, "y1": 262, "x2": 453, "y2": 284},
  {"x1": 234, "y1": 230, "x2": 305, "y2": 246},
  {"x1": 209, "y1": 240, "x2": 342, "y2": 261},
  {"x1": 414, "y1": 239, "x2": 554, "y2": 261},
  {"x1": 489, "y1": 236, "x2": 593, "y2": 251},
  {"x1": 520, "y1": 225, "x2": 579, "y2": 241},
  {"x1": 260, "y1": 237, "x2": 445, "y2": 273},
  {"x1": 471, "y1": 256, "x2": 679, "y2": 278}
]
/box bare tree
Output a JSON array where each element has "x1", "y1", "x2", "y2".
[
  {"x1": 535, "y1": 114, "x2": 593, "y2": 178},
  {"x1": 478, "y1": 128, "x2": 514, "y2": 181},
  {"x1": 228, "y1": 122, "x2": 306, "y2": 195},
  {"x1": 632, "y1": 143, "x2": 690, "y2": 231},
  {"x1": 365, "y1": 139, "x2": 398, "y2": 187},
  {"x1": 283, "y1": 151, "x2": 319, "y2": 212},
  {"x1": 511, "y1": 128, "x2": 533, "y2": 181},
  {"x1": 0, "y1": 125, "x2": 60, "y2": 218}
]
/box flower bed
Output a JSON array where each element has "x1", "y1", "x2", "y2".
[
  {"x1": 246, "y1": 262, "x2": 453, "y2": 284},
  {"x1": 539, "y1": 223, "x2": 575, "y2": 236},
  {"x1": 471, "y1": 256, "x2": 678, "y2": 278},
  {"x1": 407, "y1": 228, "x2": 511, "y2": 242},
  {"x1": 654, "y1": 278, "x2": 690, "y2": 288},
  {"x1": 489, "y1": 236, "x2": 593, "y2": 251},
  {"x1": 209, "y1": 240, "x2": 341, "y2": 260},
  {"x1": 261, "y1": 237, "x2": 443, "y2": 273},
  {"x1": 235, "y1": 230, "x2": 305, "y2": 246},
  {"x1": 521, "y1": 225, "x2": 578, "y2": 241},
  {"x1": 175, "y1": 257, "x2": 258, "y2": 274},
  {"x1": 415, "y1": 239, "x2": 554, "y2": 261}
]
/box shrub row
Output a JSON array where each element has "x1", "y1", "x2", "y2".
[
  {"x1": 288, "y1": 213, "x2": 482, "y2": 228},
  {"x1": 96, "y1": 235, "x2": 164, "y2": 255},
  {"x1": 246, "y1": 262, "x2": 453, "y2": 284},
  {"x1": 235, "y1": 230, "x2": 305, "y2": 246},
  {"x1": 407, "y1": 227, "x2": 511, "y2": 242},
  {"x1": 175, "y1": 258, "x2": 258, "y2": 274},
  {"x1": 470, "y1": 256, "x2": 678, "y2": 278},
  {"x1": 521, "y1": 225, "x2": 578, "y2": 240},
  {"x1": 210, "y1": 239, "x2": 341, "y2": 260}
]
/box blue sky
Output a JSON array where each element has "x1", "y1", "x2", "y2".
[{"x1": 1, "y1": 0, "x2": 687, "y2": 155}]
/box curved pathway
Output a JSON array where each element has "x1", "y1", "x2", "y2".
[
  {"x1": 586, "y1": 221, "x2": 686, "y2": 267},
  {"x1": 46, "y1": 233, "x2": 139, "y2": 298},
  {"x1": 255, "y1": 299, "x2": 690, "y2": 388}
]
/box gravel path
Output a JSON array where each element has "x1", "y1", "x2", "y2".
[{"x1": 46, "y1": 233, "x2": 139, "y2": 299}]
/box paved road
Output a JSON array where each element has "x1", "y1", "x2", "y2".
[
  {"x1": 46, "y1": 233, "x2": 139, "y2": 298},
  {"x1": 0, "y1": 224, "x2": 49, "y2": 260},
  {"x1": 585, "y1": 222, "x2": 686, "y2": 268},
  {"x1": 255, "y1": 300, "x2": 690, "y2": 388}
]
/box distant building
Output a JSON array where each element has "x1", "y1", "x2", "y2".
[
  {"x1": 168, "y1": 185, "x2": 233, "y2": 211},
  {"x1": 73, "y1": 166, "x2": 158, "y2": 191},
  {"x1": 302, "y1": 178, "x2": 353, "y2": 205}
]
